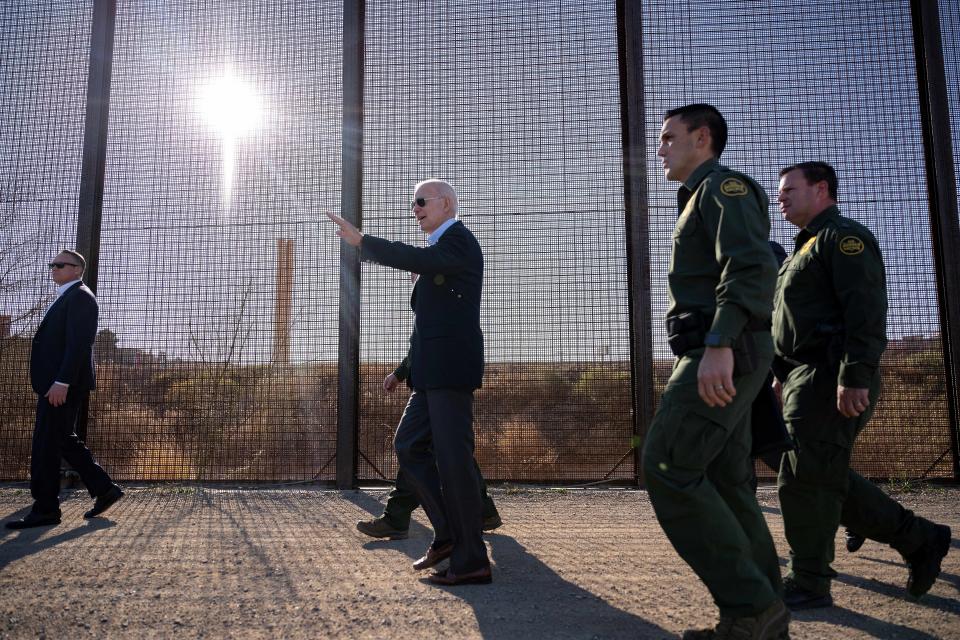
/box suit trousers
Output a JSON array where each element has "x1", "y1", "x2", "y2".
[
  {"x1": 384, "y1": 463, "x2": 498, "y2": 529},
  {"x1": 31, "y1": 390, "x2": 112, "y2": 513},
  {"x1": 777, "y1": 361, "x2": 933, "y2": 595},
  {"x1": 394, "y1": 388, "x2": 488, "y2": 574},
  {"x1": 642, "y1": 347, "x2": 782, "y2": 618}
]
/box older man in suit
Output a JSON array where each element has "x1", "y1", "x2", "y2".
[
  {"x1": 5, "y1": 250, "x2": 122, "y2": 530},
  {"x1": 327, "y1": 179, "x2": 490, "y2": 585}
]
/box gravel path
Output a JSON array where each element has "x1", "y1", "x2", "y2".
[{"x1": 0, "y1": 484, "x2": 957, "y2": 639}]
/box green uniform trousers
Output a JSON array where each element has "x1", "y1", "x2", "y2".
[
  {"x1": 383, "y1": 462, "x2": 497, "y2": 529},
  {"x1": 643, "y1": 339, "x2": 782, "y2": 618},
  {"x1": 777, "y1": 360, "x2": 934, "y2": 595}
]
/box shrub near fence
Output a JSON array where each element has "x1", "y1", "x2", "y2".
[
  {"x1": 2, "y1": 336, "x2": 949, "y2": 482},
  {"x1": 358, "y1": 361, "x2": 635, "y2": 483},
  {"x1": 0, "y1": 337, "x2": 35, "y2": 477}
]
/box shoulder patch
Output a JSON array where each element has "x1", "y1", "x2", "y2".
[
  {"x1": 719, "y1": 177, "x2": 749, "y2": 197},
  {"x1": 839, "y1": 236, "x2": 864, "y2": 256}
]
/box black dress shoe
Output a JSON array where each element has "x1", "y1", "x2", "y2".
[
  {"x1": 428, "y1": 565, "x2": 492, "y2": 586},
  {"x1": 84, "y1": 485, "x2": 123, "y2": 519},
  {"x1": 482, "y1": 512, "x2": 503, "y2": 532},
  {"x1": 412, "y1": 542, "x2": 454, "y2": 571},
  {"x1": 845, "y1": 528, "x2": 866, "y2": 553},
  {"x1": 5, "y1": 510, "x2": 61, "y2": 530}
]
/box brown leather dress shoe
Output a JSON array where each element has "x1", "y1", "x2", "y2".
[
  {"x1": 428, "y1": 566, "x2": 493, "y2": 586},
  {"x1": 412, "y1": 542, "x2": 454, "y2": 571}
]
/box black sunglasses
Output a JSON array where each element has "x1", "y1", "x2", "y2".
[
  {"x1": 48, "y1": 262, "x2": 79, "y2": 269},
  {"x1": 410, "y1": 196, "x2": 443, "y2": 209}
]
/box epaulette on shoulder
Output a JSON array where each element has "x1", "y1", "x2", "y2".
[{"x1": 832, "y1": 215, "x2": 873, "y2": 237}]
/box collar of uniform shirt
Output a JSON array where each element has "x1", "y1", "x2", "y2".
[
  {"x1": 427, "y1": 217, "x2": 459, "y2": 246},
  {"x1": 681, "y1": 157, "x2": 720, "y2": 193},
  {"x1": 802, "y1": 204, "x2": 840, "y2": 232},
  {"x1": 57, "y1": 279, "x2": 83, "y2": 297}
]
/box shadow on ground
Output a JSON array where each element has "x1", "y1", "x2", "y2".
[
  {"x1": 0, "y1": 510, "x2": 115, "y2": 571},
  {"x1": 440, "y1": 535, "x2": 674, "y2": 639}
]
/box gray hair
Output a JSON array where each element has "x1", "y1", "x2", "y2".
[
  {"x1": 58, "y1": 249, "x2": 86, "y2": 273},
  {"x1": 415, "y1": 178, "x2": 459, "y2": 213}
]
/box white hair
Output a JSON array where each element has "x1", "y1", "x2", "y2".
[{"x1": 415, "y1": 178, "x2": 459, "y2": 213}]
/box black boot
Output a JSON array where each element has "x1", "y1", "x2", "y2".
[{"x1": 905, "y1": 524, "x2": 951, "y2": 598}]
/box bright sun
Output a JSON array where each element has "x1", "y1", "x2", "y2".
[
  {"x1": 198, "y1": 72, "x2": 261, "y2": 137},
  {"x1": 197, "y1": 71, "x2": 262, "y2": 203}
]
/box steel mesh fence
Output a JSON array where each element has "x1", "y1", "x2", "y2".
[
  {"x1": 0, "y1": 0, "x2": 956, "y2": 483},
  {"x1": 945, "y1": 1, "x2": 960, "y2": 226},
  {"x1": 643, "y1": 0, "x2": 953, "y2": 479},
  {"x1": 359, "y1": 1, "x2": 634, "y2": 482},
  {"x1": 91, "y1": 0, "x2": 343, "y2": 481},
  {"x1": 0, "y1": 1, "x2": 90, "y2": 478},
  {"x1": 942, "y1": 0, "x2": 960, "y2": 473}
]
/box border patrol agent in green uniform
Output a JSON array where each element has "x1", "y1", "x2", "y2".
[
  {"x1": 644, "y1": 104, "x2": 790, "y2": 640},
  {"x1": 773, "y1": 161, "x2": 951, "y2": 609},
  {"x1": 356, "y1": 355, "x2": 502, "y2": 539}
]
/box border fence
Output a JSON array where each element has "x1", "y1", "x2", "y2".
[{"x1": 0, "y1": 0, "x2": 957, "y2": 486}]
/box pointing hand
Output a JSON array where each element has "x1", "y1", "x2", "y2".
[{"x1": 326, "y1": 211, "x2": 363, "y2": 247}]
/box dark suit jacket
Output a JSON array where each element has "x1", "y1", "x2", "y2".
[
  {"x1": 362, "y1": 221, "x2": 484, "y2": 391},
  {"x1": 31, "y1": 281, "x2": 99, "y2": 394}
]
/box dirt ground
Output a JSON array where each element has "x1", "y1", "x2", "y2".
[{"x1": 0, "y1": 483, "x2": 957, "y2": 639}]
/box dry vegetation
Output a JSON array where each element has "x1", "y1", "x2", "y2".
[{"x1": 0, "y1": 334, "x2": 952, "y2": 482}]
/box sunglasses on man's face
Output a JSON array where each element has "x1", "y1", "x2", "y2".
[
  {"x1": 48, "y1": 262, "x2": 79, "y2": 270},
  {"x1": 410, "y1": 196, "x2": 443, "y2": 209}
]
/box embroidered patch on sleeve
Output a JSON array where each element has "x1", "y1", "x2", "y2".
[
  {"x1": 839, "y1": 236, "x2": 864, "y2": 256},
  {"x1": 719, "y1": 177, "x2": 749, "y2": 197}
]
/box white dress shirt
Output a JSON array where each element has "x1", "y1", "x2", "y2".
[{"x1": 427, "y1": 217, "x2": 459, "y2": 246}]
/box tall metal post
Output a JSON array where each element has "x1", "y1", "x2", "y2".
[
  {"x1": 617, "y1": 0, "x2": 655, "y2": 486},
  {"x1": 76, "y1": 0, "x2": 116, "y2": 292},
  {"x1": 911, "y1": 0, "x2": 960, "y2": 479},
  {"x1": 75, "y1": 0, "x2": 116, "y2": 443},
  {"x1": 336, "y1": 0, "x2": 364, "y2": 488}
]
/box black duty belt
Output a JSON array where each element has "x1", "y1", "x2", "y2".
[
  {"x1": 666, "y1": 312, "x2": 770, "y2": 359},
  {"x1": 772, "y1": 349, "x2": 844, "y2": 384}
]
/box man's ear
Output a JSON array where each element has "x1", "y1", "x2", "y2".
[
  {"x1": 695, "y1": 126, "x2": 710, "y2": 151},
  {"x1": 817, "y1": 180, "x2": 829, "y2": 199}
]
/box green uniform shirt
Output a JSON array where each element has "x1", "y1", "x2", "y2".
[
  {"x1": 668, "y1": 158, "x2": 777, "y2": 343},
  {"x1": 773, "y1": 205, "x2": 887, "y2": 388}
]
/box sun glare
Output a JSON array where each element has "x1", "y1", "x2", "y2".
[
  {"x1": 199, "y1": 72, "x2": 262, "y2": 136},
  {"x1": 197, "y1": 71, "x2": 262, "y2": 203}
]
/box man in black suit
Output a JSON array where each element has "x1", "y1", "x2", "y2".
[
  {"x1": 5, "y1": 250, "x2": 122, "y2": 529},
  {"x1": 355, "y1": 353, "x2": 502, "y2": 540},
  {"x1": 327, "y1": 179, "x2": 491, "y2": 585}
]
